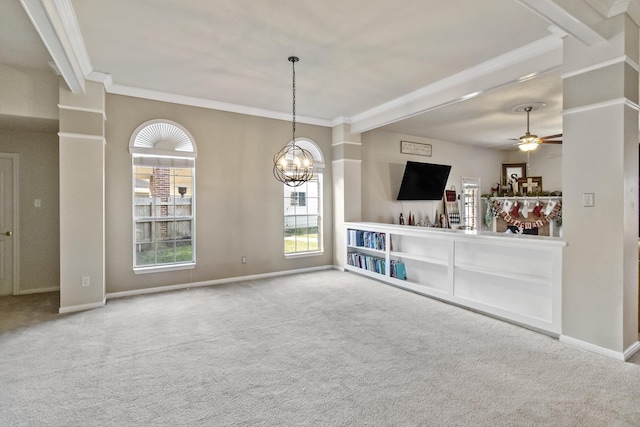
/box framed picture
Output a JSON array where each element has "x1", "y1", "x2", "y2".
[
  {"x1": 401, "y1": 140, "x2": 432, "y2": 157},
  {"x1": 517, "y1": 176, "x2": 542, "y2": 194},
  {"x1": 502, "y1": 163, "x2": 526, "y2": 193}
]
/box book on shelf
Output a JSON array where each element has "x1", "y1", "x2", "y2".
[
  {"x1": 347, "y1": 229, "x2": 385, "y2": 251},
  {"x1": 347, "y1": 252, "x2": 386, "y2": 275},
  {"x1": 390, "y1": 260, "x2": 406, "y2": 280}
]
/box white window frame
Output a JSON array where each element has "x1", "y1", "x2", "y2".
[
  {"x1": 283, "y1": 138, "x2": 324, "y2": 258},
  {"x1": 129, "y1": 120, "x2": 197, "y2": 274}
]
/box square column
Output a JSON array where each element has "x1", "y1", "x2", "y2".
[
  {"x1": 58, "y1": 80, "x2": 106, "y2": 313},
  {"x1": 332, "y1": 123, "x2": 362, "y2": 268},
  {"x1": 561, "y1": 14, "x2": 640, "y2": 358}
]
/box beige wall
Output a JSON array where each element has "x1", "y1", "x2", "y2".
[
  {"x1": 360, "y1": 129, "x2": 509, "y2": 225},
  {"x1": 0, "y1": 130, "x2": 60, "y2": 292},
  {"x1": 0, "y1": 64, "x2": 58, "y2": 120},
  {"x1": 105, "y1": 94, "x2": 333, "y2": 293},
  {"x1": 506, "y1": 144, "x2": 563, "y2": 192}
]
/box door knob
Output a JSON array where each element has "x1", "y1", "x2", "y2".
[{"x1": 5, "y1": 231, "x2": 12, "y2": 236}]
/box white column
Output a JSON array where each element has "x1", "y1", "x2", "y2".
[
  {"x1": 561, "y1": 14, "x2": 640, "y2": 359},
  {"x1": 332, "y1": 123, "x2": 362, "y2": 268},
  {"x1": 58, "y1": 80, "x2": 106, "y2": 313}
]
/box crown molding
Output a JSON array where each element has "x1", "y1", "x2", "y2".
[
  {"x1": 108, "y1": 84, "x2": 333, "y2": 127},
  {"x1": 20, "y1": 0, "x2": 92, "y2": 93},
  {"x1": 331, "y1": 116, "x2": 352, "y2": 127},
  {"x1": 350, "y1": 33, "x2": 563, "y2": 134},
  {"x1": 86, "y1": 71, "x2": 113, "y2": 89}
]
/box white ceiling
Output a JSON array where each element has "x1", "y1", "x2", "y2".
[{"x1": 0, "y1": 1, "x2": 619, "y2": 147}]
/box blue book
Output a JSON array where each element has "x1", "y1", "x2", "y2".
[{"x1": 395, "y1": 262, "x2": 406, "y2": 280}]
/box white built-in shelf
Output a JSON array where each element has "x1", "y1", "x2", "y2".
[
  {"x1": 390, "y1": 251, "x2": 448, "y2": 266},
  {"x1": 454, "y1": 263, "x2": 551, "y2": 286},
  {"x1": 344, "y1": 222, "x2": 565, "y2": 334},
  {"x1": 347, "y1": 245, "x2": 385, "y2": 255}
]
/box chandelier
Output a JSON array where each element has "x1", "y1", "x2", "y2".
[{"x1": 273, "y1": 56, "x2": 314, "y2": 187}]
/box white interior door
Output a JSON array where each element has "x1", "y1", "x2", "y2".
[{"x1": 0, "y1": 154, "x2": 17, "y2": 295}]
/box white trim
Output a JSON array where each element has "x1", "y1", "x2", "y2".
[
  {"x1": 563, "y1": 97, "x2": 640, "y2": 115},
  {"x1": 561, "y1": 55, "x2": 640, "y2": 79},
  {"x1": 59, "y1": 299, "x2": 106, "y2": 314},
  {"x1": 58, "y1": 104, "x2": 104, "y2": 113},
  {"x1": 0, "y1": 154, "x2": 20, "y2": 295},
  {"x1": 332, "y1": 141, "x2": 362, "y2": 147},
  {"x1": 106, "y1": 265, "x2": 333, "y2": 300},
  {"x1": 134, "y1": 263, "x2": 196, "y2": 275},
  {"x1": 109, "y1": 84, "x2": 333, "y2": 128},
  {"x1": 332, "y1": 159, "x2": 362, "y2": 164},
  {"x1": 624, "y1": 340, "x2": 640, "y2": 360},
  {"x1": 559, "y1": 335, "x2": 640, "y2": 361},
  {"x1": 17, "y1": 286, "x2": 59, "y2": 295},
  {"x1": 331, "y1": 116, "x2": 351, "y2": 127},
  {"x1": 517, "y1": 0, "x2": 606, "y2": 46},
  {"x1": 58, "y1": 132, "x2": 106, "y2": 142},
  {"x1": 58, "y1": 104, "x2": 105, "y2": 115},
  {"x1": 51, "y1": 0, "x2": 92, "y2": 76},
  {"x1": 19, "y1": 0, "x2": 87, "y2": 93},
  {"x1": 86, "y1": 71, "x2": 113, "y2": 90},
  {"x1": 284, "y1": 250, "x2": 324, "y2": 259}
]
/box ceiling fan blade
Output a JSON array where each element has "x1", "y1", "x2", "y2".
[
  {"x1": 540, "y1": 133, "x2": 562, "y2": 140},
  {"x1": 541, "y1": 140, "x2": 562, "y2": 144}
]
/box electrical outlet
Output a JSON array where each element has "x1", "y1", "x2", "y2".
[
  {"x1": 241, "y1": 256, "x2": 247, "y2": 264},
  {"x1": 81, "y1": 276, "x2": 90, "y2": 287},
  {"x1": 583, "y1": 193, "x2": 594, "y2": 207}
]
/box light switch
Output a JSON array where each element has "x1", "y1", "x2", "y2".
[
  {"x1": 583, "y1": 193, "x2": 594, "y2": 207},
  {"x1": 34, "y1": 199, "x2": 41, "y2": 208}
]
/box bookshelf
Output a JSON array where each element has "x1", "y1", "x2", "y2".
[{"x1": 344, "y1": 222, "x2": 566, "y2": 334}]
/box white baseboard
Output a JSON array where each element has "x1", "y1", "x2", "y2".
[
  {"x1": 59, "y1": 299, "x2": 106, "y2": 314},
  {"x1": 559, "y1": 335, "x2": 640, "y2": 361},
  {"x1": 106, "y1": 265, "x2": 335, "y2": 300},
  {"x1": 624, "y1": 340, "x2": 640, "y2": 360},
  {"x1": 17, "y1": 286, "x2": 59, "y2": 295}
]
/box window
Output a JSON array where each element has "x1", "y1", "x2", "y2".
[
  {"x1": 129, "y1": 120, "x2": 197, "y2": 272},
  {"x1": 290, "y1": 192, "x2": 306, "y2": 206},
  {"x1": 283, "y1": 139, "x2": 324, "y2": 256},
  {"x1": 461, "y1": 177, "x2": 480, "y2": 231}
]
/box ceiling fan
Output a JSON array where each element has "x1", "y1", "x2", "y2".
[{"x1": 509, "y1": 105, "x2": 562, "y2": 151}]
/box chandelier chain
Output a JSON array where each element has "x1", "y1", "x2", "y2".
[{"x1": 291, "y1": 57, "x2": 296, "y2": 143}]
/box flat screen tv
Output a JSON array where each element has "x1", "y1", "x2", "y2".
[{"x1": 397, "y1": 161, "x2": 451, "y2": 201}]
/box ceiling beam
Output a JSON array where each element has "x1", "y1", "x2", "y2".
[
  {"x1": 20, "y1": 0, "x2": 92, "y2": 93},
  {"x1": 350, "y1": 33, "x2": 563, "y2": 134}
]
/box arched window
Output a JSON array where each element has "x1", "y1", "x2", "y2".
[
  {"x1": 129, "y1": 120, "x2": 197, "y2": 272},
  {"x1": 283, "y1": 138, "x2": 324, "y2": 256}
]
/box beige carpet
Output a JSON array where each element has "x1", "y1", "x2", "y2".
[{"x1": 1, "y1": 270, "x2": 640, "y2": 426}]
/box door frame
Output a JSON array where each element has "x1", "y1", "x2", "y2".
[{"x1": 1, "y1": 153, "x2": 19, "y2": 295}]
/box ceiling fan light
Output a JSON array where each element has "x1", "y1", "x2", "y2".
[{"x1": 519, "y1": 141, "x2": 539, "y2": 151}]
